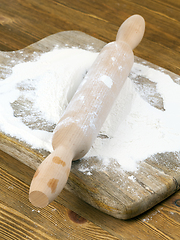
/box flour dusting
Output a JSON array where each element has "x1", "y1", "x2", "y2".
[
  {"x1": 0, "y1": 47, "x2": 180, "y2": 172},
  {"x1": 87, "y1": 63, "x2": 180, "y2": 171},
  {"x1": 99, "y1": 75, "x2": 113, "y2": 88},
  {"x1": 0, "y1": 48, "x2": 98, "y2": 151}
]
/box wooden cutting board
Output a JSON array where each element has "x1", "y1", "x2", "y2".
[{"x1": 0, "y1": 31, "x2": 180, "y2": 219}]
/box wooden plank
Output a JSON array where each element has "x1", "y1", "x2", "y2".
[
  {"x1": 0, "y1": 30, "x2": 180, "y2": 219},
  {"x1": 1, "y1": 150, "x2": 180, "y2": 239},
  {"x1": 0, "y1": 150, "x2": 119, "y2": 240},
  {"x1": 0, "y1": 0, "x2": 179, "y2": 76}
]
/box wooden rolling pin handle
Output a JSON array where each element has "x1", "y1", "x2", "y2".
[
  {"x1": 29, "y1": 14, "x2": 145, "y2": 208},
  {"x1": 29, "y1": 146, "x2": 73, "y2": 207},
  {"x1": 116, "y1": 14, "x2": 145, "y2": 50}
]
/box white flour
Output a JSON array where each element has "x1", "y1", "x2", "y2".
[
  {"x1": 0, "y1": 48, "x2": 98, "y2": 151},
  {"x1": 0, "y1": 47, "x2": 180, "y2": 172}
]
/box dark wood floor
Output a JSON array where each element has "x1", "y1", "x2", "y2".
[{"x1": 0, "y1": 0, "x2": 180, "y2": 239}]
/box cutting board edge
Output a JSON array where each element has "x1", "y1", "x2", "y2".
[{"x1": 0, "y1": 132, "x2": 43, "y2": 170}]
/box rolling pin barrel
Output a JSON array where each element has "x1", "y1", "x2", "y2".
[
  {"x1": 52, "y1": 41, "x2": 134, "y2": 160},
  {"x1": 29, "y1": 14, "x2": 145, "y2": 208}
]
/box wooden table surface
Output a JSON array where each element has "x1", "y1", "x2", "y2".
[{"x1": 0, "y1": 0, "x2": 180, "y2": 239}]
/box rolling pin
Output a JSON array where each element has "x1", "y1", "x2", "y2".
[{"x1": 29, "y1": 14, "x2": 145, "y2": 208}]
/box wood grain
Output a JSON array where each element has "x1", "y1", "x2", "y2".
[
  {"x1": 0, "y1": 0, "x2": 180, "y2": 238},
  {"x1": 1, "y1": 150, "x2": 180, "y2": 240},
  {"x1": 0, "y1": 150, "x2": 119, "y2": 240},
  {"x1": 0, "y1": 0, "x2": 179, "y2": 75}
]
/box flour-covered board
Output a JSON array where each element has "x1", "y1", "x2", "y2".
[{"x1": 0, "y1": 31, "x2": 180, "y2": 219}]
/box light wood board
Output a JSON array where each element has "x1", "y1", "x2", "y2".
[{"x1": 0, "y1": 31, "x2": 180, "y2": 219}]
